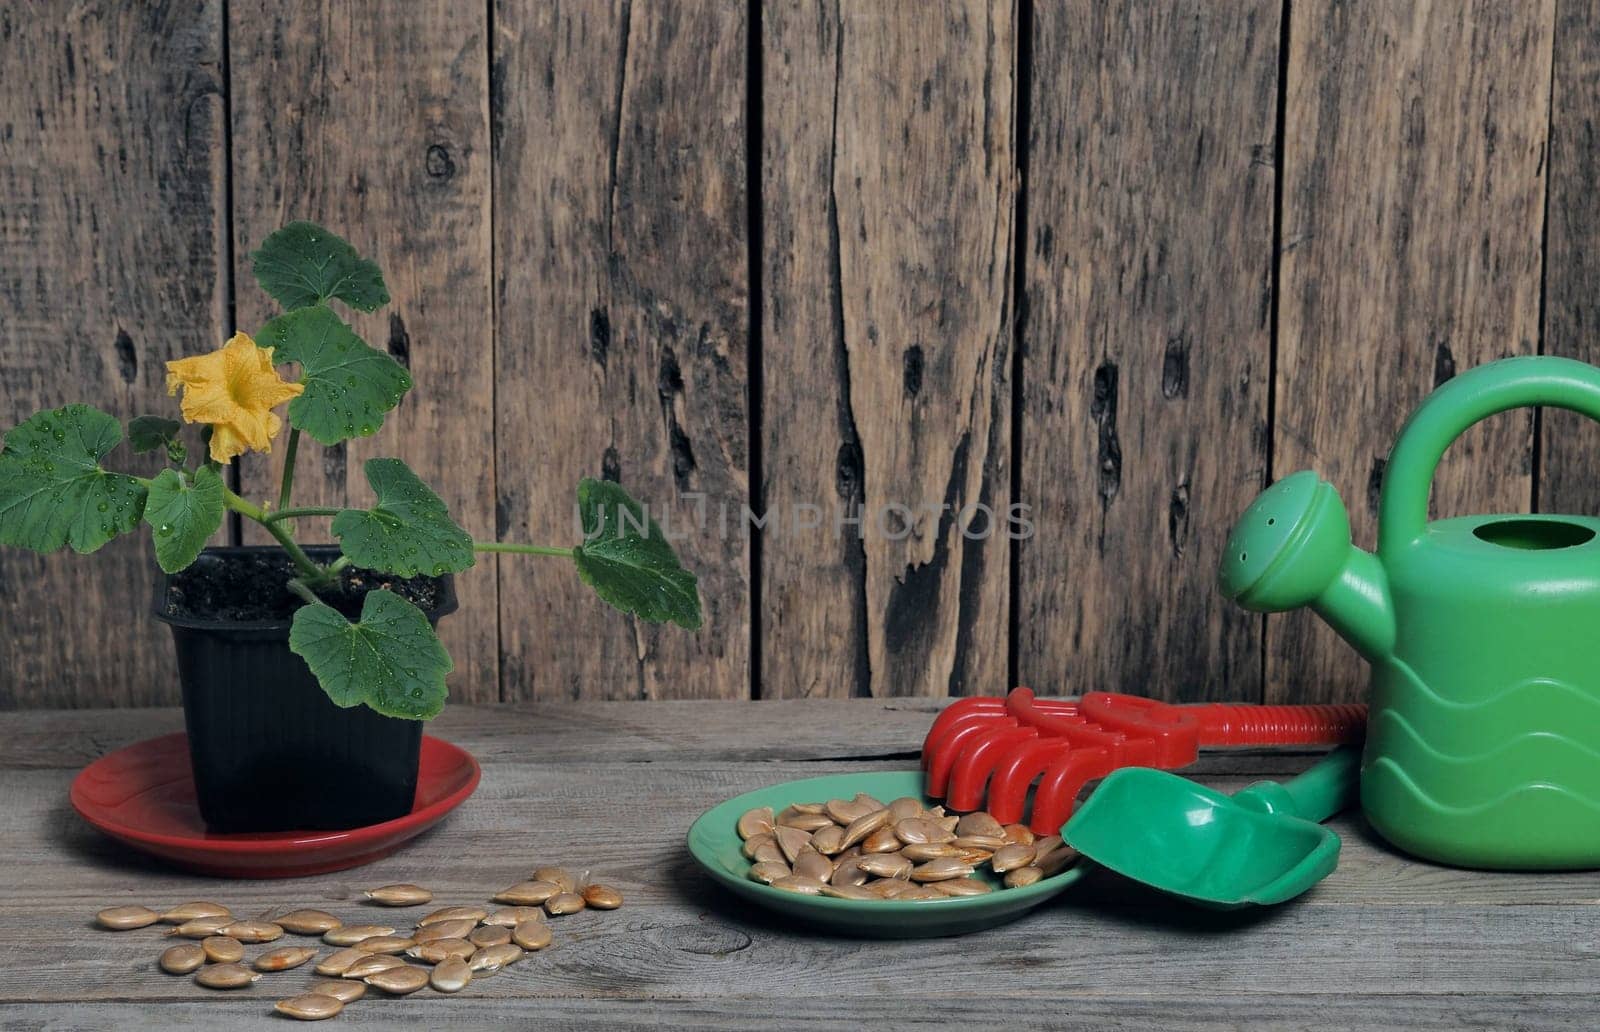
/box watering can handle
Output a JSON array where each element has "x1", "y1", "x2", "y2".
[{"x1": 1379, "y1": 356, "x2": 1600, "y2": 554}]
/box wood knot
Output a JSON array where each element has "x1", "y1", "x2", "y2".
[
  {"x1": 425, "y1": 144, "x2": 455, "y2": 180},
  {"x1": 662, "y1": 924, "x2": 751, "y2": 957}
]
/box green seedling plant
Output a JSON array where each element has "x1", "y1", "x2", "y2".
[{"x1": 0, "y1": 222, "x2": 701, "y2": 719}]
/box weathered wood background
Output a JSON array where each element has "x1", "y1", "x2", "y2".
[{"x1": 0, "y1": 0, "x2": 1582, "y2": 708}]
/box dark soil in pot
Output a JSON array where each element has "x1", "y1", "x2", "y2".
[{"x1": 154, "y1": 546, "x2": 457, "y2": 834}]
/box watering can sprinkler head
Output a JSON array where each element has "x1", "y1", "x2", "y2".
[
  {"x1": 1219, "y1": 471, "x2": 1351, "y2": 611},
  {"x1": 1220, "y1": 470, "x2": 1396, "y2": 663}
]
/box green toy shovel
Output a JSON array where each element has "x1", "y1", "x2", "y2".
[{"x1": 1062, "y1": 746, "x2": 1361, "y2": 908}]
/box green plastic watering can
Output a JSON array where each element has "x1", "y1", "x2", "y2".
[{"x1": 1221, "y1": 356, "x2": 1600, "y2": 870}]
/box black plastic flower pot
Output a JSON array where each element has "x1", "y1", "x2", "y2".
[{"x1": 153, "y1": 545, "x2": 457, "y2": 833}]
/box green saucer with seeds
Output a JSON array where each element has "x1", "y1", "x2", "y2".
[{"x1": 687, "y1": 770, "x2": 1086, "y2": 938}]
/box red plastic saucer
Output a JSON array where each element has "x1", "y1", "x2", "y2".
[{"x1": 70, "y1": 733, "x2": 480, "y2": 878}]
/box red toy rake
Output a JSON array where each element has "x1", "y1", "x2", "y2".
[{"x1": 922, "y1": 688, "x2": 1366, "y2": 835}]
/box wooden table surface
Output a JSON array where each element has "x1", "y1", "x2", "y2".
[{"x1": 2, "y1": 699, "x2": 1594, "y2": 1030}]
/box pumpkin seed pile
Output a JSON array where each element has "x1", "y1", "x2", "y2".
[
  {"x1": 92, "y1": 867, "x2": 626, "y2": 1020},
  {"x1": 736, "y1": 794, "x2": 1079, "y2": 900}
]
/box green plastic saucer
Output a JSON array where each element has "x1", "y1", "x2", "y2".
[{"x1": 686, "y1": 770, "x2": 1085, "y2": 938}]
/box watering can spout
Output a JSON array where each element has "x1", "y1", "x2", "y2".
[{"x1": 1219, "y1": 471, "x2": 1396, "y2": 664}]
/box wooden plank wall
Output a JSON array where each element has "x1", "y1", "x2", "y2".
[{"x1": 0, "y1": 0, "x2": 1583, "y2": 708}]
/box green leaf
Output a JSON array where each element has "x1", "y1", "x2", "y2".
[
  {"x1": 250, "y1": 221, "x2": 390, "y2": 312},
  {"x1": 257, "y1": 305, "x2": 412, "y2": 445},
  {"x1": 571, "y1": 478, "x2": 702, "y2": 630},
  {"x1": 332, "y1": 458, "x2": 475, "y2": 578},
  {"x1": 127, "y1": 416, "x2": 182, "y2": 454},
  {"x1": 0, "y1": 405, "x2": 147, "y2": 554},
  {"x1": 288, "y1": 589, "x2": 453, "y2": 720},
  {"x1": 142, "y1": 467, "x2": 224, "y2": 573}
]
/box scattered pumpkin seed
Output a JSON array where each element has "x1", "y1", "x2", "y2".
[
  {"x1": 582, "y1": 884, "x2": 623, "y2": 910},
  {"x1": 216, "y1": 920, "x2": 283, "y2": 944},
  {"x1": 413, "y1": 918, "x2": 478, "y2": 943},
  {"x1": 324, "y1": 924, "x2": 395, "y2": 947},
  {"x1": 482, "y1": 906, "x2": 544, "y2": 928},
  {"x1": 430, "y1": 956, "x2": 472, "y2": 993},
  {"x1": 512, "y1": 921, "x2": 553, "y2": 950},
  {"x1": 364, "y1": 964, "x2": 430, "y2": 995},
  {"x1": 201, "y1": 935, "x2": 244, "y2": 964},
  {"x1": 407, "y1": 938, "x2": 476, "y2": 964},
  {"x1": 194, "y1": 963, "x2": 259, "y2": 990},
  {"x1": 314, "y1": 947, "x2": 368, "y2": 976},
  {"x1": 419, "y1": 905, "x2": 489, "y2": 926},
  {"x1": 157, "y1": 943, "x2": 206, "y2": 974},
  {"x1": 532, "y1": 867, "x2": 576, "y2": 893},
  {"x1": 274, "y1": 994, "x2": 344, "y2": 1021},
  {"x1": 96, "y1": 905, "x2": 160, "y2": 931},
  {"x1": 158, "y1": 902, "x2": 230, "y2": 924},
  {"x1": 494, "y1": 880, "x2": 560, "y2": 906},
  {"x1": 167, "y1": 916, "x2": 230, "y2": 938},
  {"x1": 308, "y1": 979, "x2": 366, "y2": 1004},
  {"x1": 356, "y1": 935, "x2": 415, "y2": 955},
  {"x1": 276, "y1": 909, "x2": 342, "y2": 935},
  {"x1": 365, "y1": 883, "x2": 433, "y2": 906},
  {"x1": 467, "y1": 943, "x2": 524, "y2": 975},
  {"x1": 255, "y1": 946, "x2": 318, "y2": 972},
  {"x1": 544, "y1": 891, "x2": 586, "y2": 916},
  {"x1": 468, "y1": 924, "x2": 511, "y2": 948},
  {"x1": 342, "y1": 954, "x2": 406, "y2": 980}
]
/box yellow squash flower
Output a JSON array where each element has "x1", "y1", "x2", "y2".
[{"x1": 166, "y1": 333, "x2": 305, "y2": 463}]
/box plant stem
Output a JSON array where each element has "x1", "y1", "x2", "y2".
[
  {"x1": 472, "y1": 541, "x2": 575, "y2": 558},
  {"x1": 265, "y1": 505, "x2": 342, "y2": 524},
  {"x1": 277, "y1": 428, "x2": 301, "y2": 512},
  {"x1": 328, "y1": 555, "x2": 353, "y2": 574},
  {"x1": 285, "y1": 578, "x2": 323, "y2": 607},
  {"x1": 223, "y1": 487, "x2": 333, "y2": 586}
]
